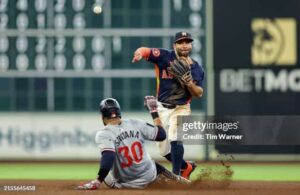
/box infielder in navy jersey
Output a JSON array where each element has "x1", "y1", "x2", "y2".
[
  {"x1": 76, "y1": 97, "x2": 191, "y2": 190},
  {"x1": 132, "y1": 32, "x2": 205, "y2": 179}
]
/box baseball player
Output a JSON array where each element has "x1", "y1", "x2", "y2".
[
  {"x1": 76, "y1": 97, "x2": 190, "y2": 190},
  {"x1": 132, "y1": 32, "x2": 205, "y2": 179}
]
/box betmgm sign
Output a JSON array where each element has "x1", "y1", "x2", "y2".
[
  {"x1": 251, "y1": 18, "x2": 297, "y2": 66},
  {"x1": 213, "y1": 0, "x2": 300, "y2": 115}
]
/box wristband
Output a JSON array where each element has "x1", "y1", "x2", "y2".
[{"x1": 151, "y1": 112, "x2": 159, "y2": 120}]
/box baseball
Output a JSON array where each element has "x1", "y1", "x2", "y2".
[{"x1": 93, "y1": 5, "x2": 102, "y2": 14}]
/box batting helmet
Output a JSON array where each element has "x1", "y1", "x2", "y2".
[{"x1": 99, "y1": 98, "x2": 121, "y2": 118}]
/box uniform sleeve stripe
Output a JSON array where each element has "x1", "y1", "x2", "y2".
[{"x1": 146, "y1": 122, "x2": 155, "y2": 127}]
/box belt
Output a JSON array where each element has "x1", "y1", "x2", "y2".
[{"x1": 161, "y1": 103, "x2": 176, "y2": 109}]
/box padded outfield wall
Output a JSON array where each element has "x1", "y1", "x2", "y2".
[{"x1": 0, "y1": 112, "x2": 205, "y2": 161}]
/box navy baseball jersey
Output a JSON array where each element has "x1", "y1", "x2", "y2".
[{"x1": 147, "y1": 48, "x2": 204, "y2": 105}]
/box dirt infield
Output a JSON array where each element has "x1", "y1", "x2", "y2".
[
  {"x1": 1, "y1": 159, "x2": 299, "y2": 194},
  {"x1": 0, "y1": 180, "x2": 300, "y2": 195}
]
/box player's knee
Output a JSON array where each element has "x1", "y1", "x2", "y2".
[
  {"x1": 158, "y1": 146, "x2": 170, "y2": 156},
  {"x1": 159, "y1": 149, "x2": 170, "y2": 156}
]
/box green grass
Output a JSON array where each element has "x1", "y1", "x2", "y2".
[
  {"x1": 0, "y1": 163, "x2": 99, "y2": 180},
  {"x1": 0, "y1": 163, "x2": 300, "y2": 181},
  {"x1": 230, "y1": 164, "x2": 300, "y2": 181}
]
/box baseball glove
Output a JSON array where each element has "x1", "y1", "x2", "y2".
[{"x1": 170, "y1": 59, "x2": 193, "y2": 86}]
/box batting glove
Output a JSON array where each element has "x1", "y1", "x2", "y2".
[
  {"x1": 144, "y1": 96, "x2": 158, "y2": 113},
  {"x1": 75, "y1": 179, "x2": 100, "y2": 190}
]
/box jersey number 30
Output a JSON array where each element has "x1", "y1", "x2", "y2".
[{"x1": 118, "y1": 141, "x2": 143, "y2": 168}]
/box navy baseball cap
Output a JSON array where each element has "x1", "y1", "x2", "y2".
[{"x1": 173, "y1": 31, "x2": 193, "y2": 43}]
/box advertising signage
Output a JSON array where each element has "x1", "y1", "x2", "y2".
[{"x1": 214, "y1": 0, "x2": 300, "y2": 115}]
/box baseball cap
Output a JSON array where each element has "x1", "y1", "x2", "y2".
[{"x1": 173, "y1": 31, "x2": 193, "y2": 43}]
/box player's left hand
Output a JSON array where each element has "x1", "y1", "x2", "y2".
[
  {"x1": 170, "y1": 59, "x2": 193, "y2": 86},
  {"x1": 181, "y1": 71, "x2": 193, "y2": 86},
  {"x1": 75, "y1": 179, "x2": 100, "y2": 190}
]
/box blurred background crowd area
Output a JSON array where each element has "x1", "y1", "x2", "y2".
[{"x1": 0, "y1": 0, "x2": 205, "y2": 112}]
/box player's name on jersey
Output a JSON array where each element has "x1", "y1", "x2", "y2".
[{"x1": 114, "y1": 130, "x2": 140, "y2": 147}]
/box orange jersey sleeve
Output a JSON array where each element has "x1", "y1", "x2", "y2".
[{"x1": 136, "y1": 47, "x2": 151, "y2": 59}]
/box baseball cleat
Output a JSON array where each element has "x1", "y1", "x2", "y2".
[
  {"x1": 180, "y1": 161, "x2": 197, "y2": 179},
  {"x1": 176, "y1": 175, "x2": 192, "y2": 186}
]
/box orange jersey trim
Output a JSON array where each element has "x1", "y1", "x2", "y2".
[{"x1": 155, "y1": 64, "x2": 160, "y2": 97}]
